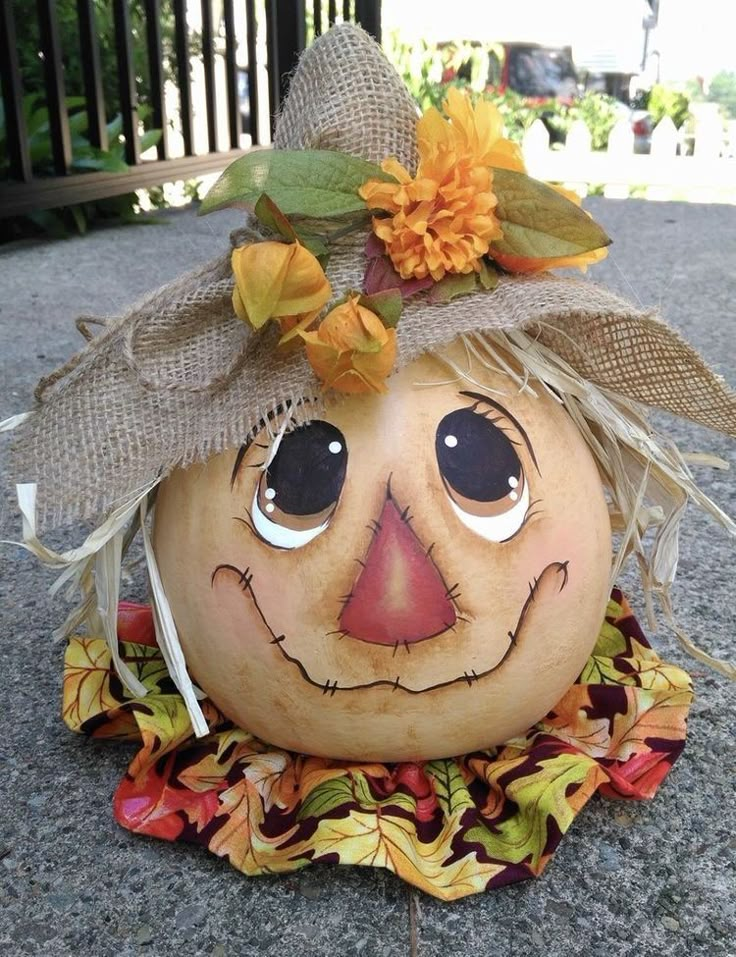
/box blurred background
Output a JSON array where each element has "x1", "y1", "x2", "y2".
[{"x1": 1, "y1": 0, "x2": 735, "y2": 241}]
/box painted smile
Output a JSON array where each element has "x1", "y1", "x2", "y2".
[{"x1": 211, "y1": 559, "x2": 569, "y2": 695}]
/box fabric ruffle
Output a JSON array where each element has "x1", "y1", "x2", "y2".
[{"x1": 63, "y1": 589, "x2": 692, "y2": 900}]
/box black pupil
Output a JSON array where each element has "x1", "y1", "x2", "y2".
[
  {"x1": 265, "y1": 421, "x2": 347, "y2": 515},
  {"x1": 435, "y1": 408, "x2": 521, "y2": 502}
]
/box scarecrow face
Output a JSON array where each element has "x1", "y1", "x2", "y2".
[{"x1": 154, "y1": 343, "x2": 612, "y2": 760}]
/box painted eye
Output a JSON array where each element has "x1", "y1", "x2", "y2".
[
  {"x1": 435, "y1": 407, "x2": 529, "y2": 542},
  {"x1": 252, "y1": 421, "x2": 347, "y2": 549}
]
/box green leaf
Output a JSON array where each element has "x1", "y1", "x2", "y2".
[
  {"x1": 106, "y1": 114, "x2": 124, "y2": 140},
  {"x1": 428, "y1": 271, "x2": 478, "y2": 304},
  {"x1": 358, "y1": 289, "x2": 403, "y2": 328},
  {"x1": 351, "y1": 772, "x2": 415, "y2": 813},
  {"x1": 579, "y1": 655, "x2": 629, "y2": 686},
  {"x1": 466, "y1": 753, "x2": 596, "y2": 868},
  {"x1": 297, "y1": 232, "x2": 330, "y2": 263},
  {"x1": 120, "y1": 642, "x2": 171, "y2": 693},
  {"x1": 21, "y1": 94, "x2": 40, "y2": 127},
  {"x1": 68, "y1": 110, "x2": 89, "y2": 135},
  {"x1": 478, "y1": 259, "x2": 499, "y2": 290},
  {"x1": 254, "y1": 192, "x2": 298, "y2": 241},
  {"x1": 491, "y1": 167, "x2": 611, "y2": 259},
  {"x1": 72, "y1": 154, "x2": 129, "y2": 173},
  {"x1": 297, "y1": 775, "x2": 354, "y2": 820},
  {"x1": 68, "y1": 205, "x2": 88, "y2": 235},
  {"x1": 199, "y1": 149, "x2": 395, "y2": 218},
  {"x1": 139, "y1": 128, "x2": 162, "y2": 154},
  {"x1": 425, "y1": 760, "x2": 475, "y2": 816},
  {"x1": 590, "y1": 619, "x2": 629, "y2": 659},
  {"x1": 71, "y1": 134, "x2": 94, "y2": 153}
]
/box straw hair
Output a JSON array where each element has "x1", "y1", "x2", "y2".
[{"x1": 5, "y1": 22, "x2": 736, "y2": 532}]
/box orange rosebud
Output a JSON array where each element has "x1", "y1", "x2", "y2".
[
  {"x1": 231, "y1": 240, "x2": 331, "y2": 330},
  {"x1": 301, "y1": 296, "x2": 397, "y2": 395}
]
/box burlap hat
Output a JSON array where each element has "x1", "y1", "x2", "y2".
[{"x1": 6, "y1": 23, "x2": 736, "y2": 531}]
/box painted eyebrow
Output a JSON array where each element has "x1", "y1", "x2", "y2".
[{"x1": 459, "y1": 390, "x2": 541, "y2": 476}]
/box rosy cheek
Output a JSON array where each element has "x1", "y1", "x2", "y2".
[{"x1": 511, "y1": 521, "x2": 585, "y2": 585}]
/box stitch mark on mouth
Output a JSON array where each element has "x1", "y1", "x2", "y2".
[{"x1": 212, "y1": 559, "x2": 570, "y2": 695}]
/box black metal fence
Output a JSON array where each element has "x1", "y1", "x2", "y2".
[{"x1": 0, "y1": 0, "x2": 381, "y2": 219}]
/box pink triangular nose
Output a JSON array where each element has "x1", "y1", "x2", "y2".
[{"x1": 339, "y1": 495, "x2": 456, "y2": 646}]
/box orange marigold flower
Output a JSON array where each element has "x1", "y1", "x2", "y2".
[
  {"x1": 360, "y1": 89, "x2": 518, "y2": 282},
  {"x1": 301, "y1": 296, "x2": 397, "y2": 394},
  {"x1": 419, "y1": 86, "x2": 525, "y2": 173}
]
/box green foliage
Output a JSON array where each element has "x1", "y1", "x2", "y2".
[
  {"x1": 0, "y1": 95, "x2": 163, "y2": 240},
  {"x1": 516, "y1": 92, "x2": 621, "y2": 151},
  {"x1": 484, "y1": 89, "x2": 556, "y2": 143},
  {"x1": 567, "y1": 93, "x2": 622, "y2": 150},
  {"x1": 297, "y1": 775, "x2": 353, "y2": 820},
  {"x1": 4, "y1": 0, "x2": 184, "y2": 241},
  {"x1": 646, "y1": 84, "x2": 691, "y2": 128},
  {"x1": 704, "y1": 71, "x2": 736, "y2": 119},
  {"x1": 14, "y1": 0, "x2": 181, "y2": 124},
  {"x1": 382, "y1": 34, "x2": 452, "y2": 112}
]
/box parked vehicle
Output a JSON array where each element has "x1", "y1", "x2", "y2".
[
  {"x1": 441, "y1": 41, "x2": 580, "y2": 104},
  {"x1": 487, "y1": 43, "x2": 579, "y2": 103},
  {"x1": 440, "y1": 41, "x2": 580, "y2": 142}
]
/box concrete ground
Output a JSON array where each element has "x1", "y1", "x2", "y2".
[{"x1": 0, "y1": 199, "x2": 734, "y2": 957}]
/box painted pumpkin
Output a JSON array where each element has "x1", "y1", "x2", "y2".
[{"x1": 153, "y1": 341, "x2": 612, "y2": 760}]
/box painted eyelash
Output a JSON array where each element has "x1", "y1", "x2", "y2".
[
  {"x1": 473, "y1": 406, "x2": 524, "y2": 447},
  {"x1": 460, "y1": 390, "x2": 541, "y2": 475},
  {"x1": 234, "y1": 508, "x2": 292, "y2": 552},
  {"x1": 466, "y1": 400, "x2": 523, "y2": 448},
  {"x1": 229, "y1": 412, "x2": 291, "y2": 487},
  {"x1": 517, "y1": 498, "x2": 544, "y2": 536}
]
